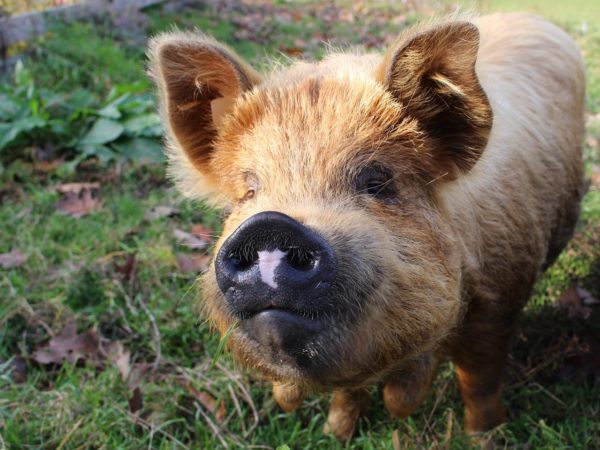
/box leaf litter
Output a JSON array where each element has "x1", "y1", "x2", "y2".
[
  {"x1": 29, "y1": 320, "x2": 157, "y2": 417},
  {"x1": 0, "y1": 249, "x2": 27, "y2": 269},
  {"x1": 176, "y1": 253, "x2": 211, "y2": 273},
  {"x1": 144, "y1": 204, "x2": 180, "y2": 221},
  {"x1": 173, "y1": 228, "x2": 209, "y2": 250},
  {"x1": 55, "y1": 182, "x2": 102, "y2": 218},
  {"x1": 31, "y1": 320, "x2": 105, "y2": 366},
  {"x1": 556, "y1": 286, "x2": 599, "y2": 319}
]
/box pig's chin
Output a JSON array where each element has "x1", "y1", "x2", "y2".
[{"x1": 233, "y1": 308, "x2": 334, "y2": 379}]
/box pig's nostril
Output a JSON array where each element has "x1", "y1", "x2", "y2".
[
  {"x1": 286, "y1": 248, "x2": 316, "y2": 272},
  {"x1": 228, "y1": 249, "x2": 258, "y2": 271}
]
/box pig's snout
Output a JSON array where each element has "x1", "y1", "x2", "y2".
[{"x1": 215, "y1": 211, "x2": 337, "y2": 319}]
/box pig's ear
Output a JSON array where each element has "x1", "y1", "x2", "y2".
[
  {"x1": 148, "y1": 32, "x2": 261, "y2": 200},
  {"x1": 377, "y1": 21, "x2": 492, "y2": 179}
]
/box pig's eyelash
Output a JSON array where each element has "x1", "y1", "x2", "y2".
[{"x1": 354, "y1": 177, "x2": 394, "y2": 196}]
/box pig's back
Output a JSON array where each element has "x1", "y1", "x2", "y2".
[{"x1": 439, "y1": 13, "x2": 585, "y2": 299}]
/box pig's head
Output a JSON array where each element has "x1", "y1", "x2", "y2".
[{"x1": 149, "y1": 21, "x2": 492, "y2": 390}]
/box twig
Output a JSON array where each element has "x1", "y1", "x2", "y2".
[
  {"x1": 195, "y1": 402, "x2": 235, "y2": 448},
  {"x1": 530, "y1": 382, "x2": 566, "y2": 406},
  {"x1": 227, "y1": 383, "x2": 247, "y2": 436},
  {"x1": 56, "y1": 417, "x2": 83, "y2": 450},
  {"x1": 137, "y1": 293, "x2": 162, "y2": 371},
  {"x1": 420, "y1": 379, "x2": 449, "y2": 441},
  {"x1": 116, "y1": 405, "x2": 189, "y2": 449},
  {"x1": 216, "y1": 362, "x2": 260, "y2": 437},
  {"x1": 443, "y1": 409, "x2": 454, "y2": 449}
]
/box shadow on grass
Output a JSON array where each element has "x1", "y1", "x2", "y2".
[{"x1": 503, "y1": 255, "x2": 600, "y2": 443}]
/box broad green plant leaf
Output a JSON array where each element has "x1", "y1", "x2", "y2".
[
  {"x1": 97, "y1": 104, "x2": 122, "y2": 119},
  {"x1": 123, "y1": 113, "x2": 162, "y2": 137},
  {"x1": 81, "y1": 145, "x2": 117, "y2": 163},
  {"x1": 0, "y1": 117, "x2": 47, "y2": 149},
  {"x1": 111, "y1": 137, "x2": 164, "y2": 162},
  {"x1": 79, "y1": 118, "x2": 124, "y2": 146}
]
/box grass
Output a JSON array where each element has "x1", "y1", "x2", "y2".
[{"x1": 1, "y1": 1, "x2": 599, "y2": 449}]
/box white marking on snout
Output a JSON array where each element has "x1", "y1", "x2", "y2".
[{"x1": 257, "y1": 249, "x2": 287, "y2": 289}]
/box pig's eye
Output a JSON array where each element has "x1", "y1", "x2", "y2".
[
  {"x1": 241, "y1": 189, "x2": 255, "y2": 201},
  {"x1": 354, "y1": 166, "x2": 396, "y2": 200},
  {"x1": 240, "y1": 172, "x2": 259, "y2": 203}
]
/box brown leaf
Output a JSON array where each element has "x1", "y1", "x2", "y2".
[
  {"x1": 128, "y1": 362, "x2": 153, "y2": 390},
  {"x1": 1, "y1": 356, "x2": 27, "y2": 383},
  {"x1": 56, "y1": 182, "x2": 100, "y2": 193},
  {"x1": 281, "y1": 46, "x2": 303, "y2": 56},
  {"x1": 176, "y1": 253, "x2": 211, "y2": 273},
  {"x1": 184, "y1": 382, "x2": 226, "y2": 422},
  {"x1": 144, "y1": 205, "x2": 180, "y2": 221},
  {"x1": 173, "y1": 228, "x2": 208, "y2": 250},
  {"x1": 129, "y1": 386, "x2": 144, "y2": 414},
  {"x1": 0, "y1": 249, "x2": 27, "y2": 269},
  {"x1": 191, "y1": 224, "x2": 215, "y2": 244},
  {"x1": 31, "y1": 321, "x2": 104, "y2": 366},
  {"x1": 557, "y1": 287, "x2": 596, "y2": 319},
  {"x1": 576, "y1": 287, "x2": 599, "y2": 307},
  {"x1": 113, "y1": 253, "x2": 137, "y2": 282},
  {"x1": 55, "y1": 183, "x2": 102, "y2": 218},
  {"x1": 33, "y1": 160, "x2": 61, "y2": 173},
  {"x1": 106, "y1": 341, "x2": 131, "y2": 381}
]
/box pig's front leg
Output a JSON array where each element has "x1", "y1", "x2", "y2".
[
  {"x1": 323, "y1": 388, "x2": 371, "y2": 441},
  {"x1": 451, "y1": 326, "x2": 511, "y2": 434},
  {"x1": 383, "y1": 353, "x2": 437, "y2": 419}
]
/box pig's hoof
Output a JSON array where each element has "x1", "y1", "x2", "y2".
[
  {"x1": 323, "y1": 408, "x2": 359, "y2": 442},
  {"x1": 273, "y1": 382, "x2": 305, "y2": 412},
  {"x1": 323, "y1": 389, "x2": 370, "y2": 441}
]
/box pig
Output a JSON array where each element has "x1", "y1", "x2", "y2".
[{"x1": 149, "y1": 12, "x2": 585, "y2": 441}]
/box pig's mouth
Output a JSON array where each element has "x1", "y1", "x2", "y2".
[{"x1": 238, "y1": 307, "x2": 327, "y2": 370}]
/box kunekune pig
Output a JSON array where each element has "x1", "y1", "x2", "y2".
[{"x1": 149, "y1": 13, "x2": 585, "y2": 440}]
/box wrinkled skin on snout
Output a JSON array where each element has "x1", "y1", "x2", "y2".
[{"x1": 149, "y1": 13, "x2": 585, "y2": 442}]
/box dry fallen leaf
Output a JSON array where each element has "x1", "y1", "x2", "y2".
[
  {"x1": 31, "y1": 321, "x2": 104, "y2": 366},
  {"x1": 191, "y1": 224, "x2": 215, "y2": 244},
  {"x1": 55, "y1": 182, "x2": 102, "y2": 218},
  {"x1": 106, "y1": 341, "x2": 131, "y2": 381},
  {"x1": 557, "y1": 287, "x2": 598, "y2": 319},
  {"x1": 113, "y1": 253, "x2": 137, "y2": 282},
  {"x1": 1, "y1": 356, "x2": 27, "y2": 383},
  {"x1": 56, "y1": 182, "x2": 100, "y2": 193},
  {"x1": 0, "y1": 249, "x2": 27, "y2": 269},
  {"x1": 33, "y1": 159, "x2": 61, "y2": 173},
  {"x1": 129, "y1": 386, "x2": 144, "y2": 414},
  {"x1": 576, "y1": 287, "x2": 600, "y2": 307},
  {"x1": 144, "y1": 205, "x2": 180, "y2": 221},
  {"x1": 183, "y1": 382, "x2": 226, "y2": 422},
  {"x1": 126, "y1": 363, "x2": 153, "y2": 416},
  {"x1": 176, "y1": 253, "x2": 211, "y2": 273},
  {"x1": 173, "y1": 228, "x2": 209, "y2": 250}
]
